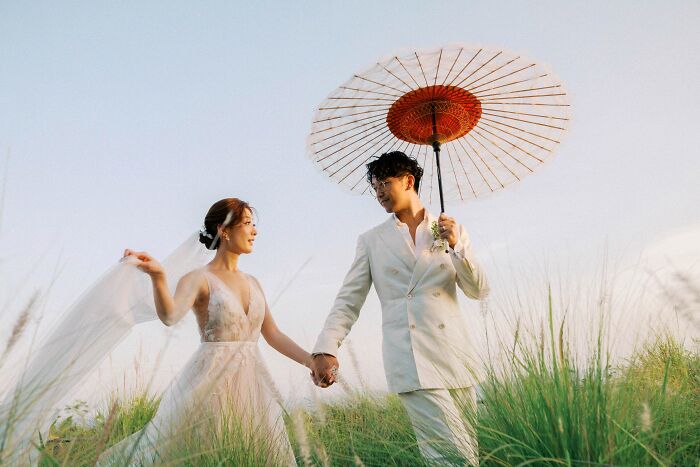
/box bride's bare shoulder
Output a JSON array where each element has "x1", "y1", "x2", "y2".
[
  {"x1": 244, "y1": 272, "x2": 264, "y2": 291},
  {"x1": 177, "y1": 268, "x2": 210, "y2": 294}
]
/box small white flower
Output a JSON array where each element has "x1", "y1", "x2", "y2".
[{"x1": 430, "y1": 238, "x2": 448, "y2": 252}]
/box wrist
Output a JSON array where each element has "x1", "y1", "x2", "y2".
[
  {"x1": 303, "y1": 354, "x2": 313, "y2": 368},
  {"x1": 312, "y1": 353, "x2": 337, "y2": 364},
  {"x1": 151, "y1": 273, "x2": 167, "y2": 286}
]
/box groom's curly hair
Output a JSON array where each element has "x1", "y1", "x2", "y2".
[{"x1": 366, "y1": 151, "x2": 423, "y2": 193}]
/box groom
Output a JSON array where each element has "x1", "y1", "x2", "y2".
[{"x1": 310, "y1": 151, "x2": 490, "y2": 465}]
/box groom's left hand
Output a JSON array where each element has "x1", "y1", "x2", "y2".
[{"x1": 438, "y1": 213, "x2": 459, "y2": 249}]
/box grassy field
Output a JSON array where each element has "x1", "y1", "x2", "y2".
[
  {"x1": 19, "y1": 331, "x2": 699, "y2": 465},
  {"x1": 2, "y1": 284, "x2": 699, "y2": 466}
]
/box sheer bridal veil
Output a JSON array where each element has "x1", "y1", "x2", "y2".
[{"x1": 0, "y1": 232, "x2": 213, "y2": 461}]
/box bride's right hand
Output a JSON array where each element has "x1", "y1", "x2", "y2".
[{"x1": 122, "y1": 249, "x2": 165, "y2": 278}]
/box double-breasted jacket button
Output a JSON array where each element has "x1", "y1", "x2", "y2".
[
  {"x1": 438, "y1": 323, "x2": 445, "y2": 329},
  {"x1": 407, "y1": 293, "x2": 413, "y2": 299},
  {"x1": 432, "y1": 291, "x2": 441, "y2": 297},
  {"x1": 409, "y1": 324, "x2": 416, "y2": 330},
  {"x1": 440, "y1": 263, "x2": 447, "y2": 270}
]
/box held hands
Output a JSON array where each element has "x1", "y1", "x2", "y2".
[
  {"x1": 309, "y1": 354, "x2": 339, "y2": 388},
  {"x1": 122, "y1": 249, "x2": 165, "y2": 279},
  {"x1": 438, "y1": 213, "x2": 459, "y2": 249}
]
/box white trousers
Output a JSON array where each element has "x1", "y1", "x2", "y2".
[{"x1": 398, "y1": 387, "x2": 478, "y2": 466}]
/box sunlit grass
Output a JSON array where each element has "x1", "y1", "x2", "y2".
[
  {"x1": 23, "y1": 332, "x2": 699, "y2": 465},
  {"x1": 2, "y1": 270, "x2": 698, "y2": 466}
]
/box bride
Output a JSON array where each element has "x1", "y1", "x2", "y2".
[{"x1": 98, "y1": 197, "x2": 310, "y2": 465}]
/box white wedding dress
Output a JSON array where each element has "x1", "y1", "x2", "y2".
[{"x1": 98, "y1": 269, "x2": 297, "y2": 466}]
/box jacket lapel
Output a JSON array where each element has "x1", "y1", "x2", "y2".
[
  {"x1": 407, "y1": 211, "x2": 438, "y2": 293},
  {"x1": 377, "y1": 217, "x2": 417, "y2": 272}
]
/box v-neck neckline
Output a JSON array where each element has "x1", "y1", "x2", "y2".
[{"x1": 205, "y1": 269, "x2": 252, "y2": 317}]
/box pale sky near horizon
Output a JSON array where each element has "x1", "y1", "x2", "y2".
[{"x1": 1, "y1": 1, "x2": 699, "y2": 405}]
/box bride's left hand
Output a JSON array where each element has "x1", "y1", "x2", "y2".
[{"x1": 122, "y1": 249, "x2": 165, "y2": 278}]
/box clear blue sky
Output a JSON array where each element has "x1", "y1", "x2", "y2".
[{"x1": 1, "y1": 1, "x2": 698, "y2": 399}]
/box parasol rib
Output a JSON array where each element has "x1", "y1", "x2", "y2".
[
  {"x1": 315, "y1": 124, "x2": 389, "y2": 160},
  {"x1": 339, "y1": 86, "x2": 403, "y2": 98},
  {"x1": 326, "y1": 96, "x2": 396, "y2": 102},
  {"x1": 460, "y1": 56, "x2": 521, "y2": 90},
  {"x1": 446, "y1": 141, "x2": 477, "y2": 198},
  {"x1": 472, "y1": 127, "x2": 545, "y2": 163},
  {"x1": 462, "y1": 136, "x2": 505, "y2": 189},
  {"x1": 415, "y1": 52, "x2": 430, "y2": 88},
  {"x1": 441, "y1": 47, "x2": 464, "y2": 86},
  {"x1": 480, "y1": 92, "x2": 567, "y2": 101},
  {"x1": 453, "y1": 50, "x2": 503, "y2": 88},
  {"x1": 468, "y1": 132, "x2": 521, "y2": 181},
  {"x1": 484, "y1": 107, "x2": 569, "y2": 121},
  {"x1": 394, "y1": 56, "x2": 422, "y2": 89},
  {"x1": 467, "y1": 63, "x2": 535, "y2": 92},
  {"x1": 353, "y1": 75, "x2": 406, "y2": 94},
  {"x1": 313, "y1": 108, "x2": 387, "y2": 124},
  {"x1": 483, "y1": 102, "x2": 569, "y2": 107},
  {"x1": 475, "y1": 84, "x2": 562, "y2": 99},
  {"x1": 481, "y1": 111, "x2": 566, "y2": 130},
  {"x1": 313, "y1": 121, "x2": 388, "y2": 153},
  {"x1": 480, "y1": 117, "x2": 561, "y2": 144},
  {"x1": 379, "y1": 64, "x2": 416, "y2": 92},
  {"x1": 444, "y1": 142, "x2": 464, "y2": 200},
  {"x1": 455, "y1": 136, "x2": 496, "y2": 192},
  {"x1": 471, "y1": 73, "x2": 549, "y2": 95},
  {"x1": 317, "y1": 128, "x2": 390, "y2": 166},
  {"x1": 318, "y1": 103, "x2": 391, "y2": 110},
  {"x1": 447, "y1": 48, "x2": 482, "y2": 87},
  {"x1": 310, "y1": 114, "x2": 387, "y2": 137},
  {"x1": 338, "y1": 134, "x2": 399, "y2": 183},
  {"x1": 331, "y1": 133, "x2": 394, "y2": 182},
  {"x1": 471, "y1": 129, "x2": 535, "y2": 172},
  {"x1": 434, "y1": 49, "x2": 443, "y2": 86},
  {"x1": 477, "y1": 121, "x2": 552, "y2": 152}
]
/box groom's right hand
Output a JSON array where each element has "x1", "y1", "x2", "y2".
[{"x1": 310, "y1": 354, "x2": 339, "y2": 388}]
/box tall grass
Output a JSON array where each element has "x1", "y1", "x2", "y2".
[
  {"x1": 476, "y1": 288, "x2": 700, "y2": 466},
  {"x1": 28, "y1": 336, "x2": 699, "y2": 465},
  {"x1": 3, "y1": 282, "x2": 699, "y2": 466}
]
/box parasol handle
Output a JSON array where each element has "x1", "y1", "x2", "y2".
[
  {"x1": 432, "y1": 140, "x2": 446, "y2": 214},
  {"x1": 432, "y1": 140, "x2": 449, "y2": 254},
  {"x1": 430, "y1": 103, "x2": 446, "y2": 214}
]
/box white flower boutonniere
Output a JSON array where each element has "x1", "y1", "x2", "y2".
[{"x1": 430, "y1": 221, "x2": 448, "y2": 253}]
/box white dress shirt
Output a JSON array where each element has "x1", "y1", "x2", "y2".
[{"x1": 392, "y1": 211, "x2": 468, "y2": 261}]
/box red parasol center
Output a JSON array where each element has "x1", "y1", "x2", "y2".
[{"x1": 386, "y1": 85, "x2": 482, "y2": 145}]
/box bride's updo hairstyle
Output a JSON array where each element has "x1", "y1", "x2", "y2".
[{"x1": 199, "y1": 198, "x2": 253, "y2": 250}]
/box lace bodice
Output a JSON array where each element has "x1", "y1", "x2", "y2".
[{"x1": 200, "y1": 270, "x2": 265, "y2": 343}]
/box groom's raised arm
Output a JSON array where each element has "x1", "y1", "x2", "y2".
[
  {"x1": 450, "y1": 224, "x2": 490, "y2": 300},
  {"x1": 312, "y1": 234, "x2": 372, "y2": 356}
]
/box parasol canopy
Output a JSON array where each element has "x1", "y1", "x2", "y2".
[{"x1": 307, "y1": 44, "x2": 570, "y2": 210}]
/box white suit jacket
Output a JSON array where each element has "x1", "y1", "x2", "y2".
[{"x1": 313, "y1": 212, "x2": 490, "y2": 393}]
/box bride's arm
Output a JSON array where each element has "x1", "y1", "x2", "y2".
[
  {"x1": 261, "y1": 307, "x2": 312, "y2": 368},
  {"x1": 250, "y1": 275, "x2": 311, "y2": 367},
  {"x1": 124, "y1": 249, "x2": 203, "y2": 326},
  {"x1": 150, "y1": 271, "x2": 203, "y2": 326}
]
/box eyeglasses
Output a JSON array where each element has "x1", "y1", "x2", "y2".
[{"x1": 368, "y1": 179, "x2": 392, "y2": 197}]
